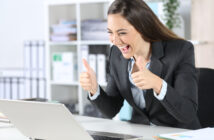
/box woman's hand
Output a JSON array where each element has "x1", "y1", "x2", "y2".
[
  {"x1": 79, "y1": 59, "x2": 98, "y2": 95},
  {"x1": 131, "y1": 56, "x2": 163, "y2": 94}
]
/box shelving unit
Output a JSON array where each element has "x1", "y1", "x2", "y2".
[{"x1": 44, "y1": 0, "x2": 112, "y2": 115}]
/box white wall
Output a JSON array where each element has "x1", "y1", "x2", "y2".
[
  {"x1": 179, "y1": 0, "x2": 191, "y2": 39},
  {"x1": 0, "y1": 0, "x2": 45, "y2": 69}
]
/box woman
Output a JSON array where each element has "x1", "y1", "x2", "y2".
[{"x1": 80, "y1": 0, "x2": 201, "y2": 129}]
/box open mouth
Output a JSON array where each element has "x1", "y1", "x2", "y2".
[{"x1": 119, "y1": 45, "x2": 130, "y2": 53}]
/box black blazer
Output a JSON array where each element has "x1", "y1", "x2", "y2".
[{"x1": 90, "y1": 40, "x2": 201, "y2": 129}]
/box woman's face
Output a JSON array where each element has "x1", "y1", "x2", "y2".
[{"x1": 107, "y1": 13, "x2": 145, "y2": 59}]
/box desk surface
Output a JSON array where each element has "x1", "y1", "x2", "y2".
[
  {"x1": 75, "y1": 115, "x2": 187, "y2": 139},
  {"x1": 0, "y1": 115, "x2": 187, "y2": 140}
]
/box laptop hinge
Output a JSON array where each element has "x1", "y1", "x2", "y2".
[{"x1": 29, "y1": 137, "x2": 46, "y2": 140}]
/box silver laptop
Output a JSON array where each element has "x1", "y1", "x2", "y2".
[{"x1": 0, "y1": 99, "x2": 140, "y2": 140}]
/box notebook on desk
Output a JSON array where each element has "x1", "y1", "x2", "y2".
[{"x1": 0, "y1": 99, "x2": 141, "y2": 140}]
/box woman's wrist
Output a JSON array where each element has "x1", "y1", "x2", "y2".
[
  {"x1": 153, "y1": 77, "x2": 163, "y2": 95},
  {"x1": 90, "y1": 83, "x2": 98, "y2": 95}
]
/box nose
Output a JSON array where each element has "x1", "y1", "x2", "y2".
[{"x1": 111, "y1": 34, "x2": 122, "y2": 46}]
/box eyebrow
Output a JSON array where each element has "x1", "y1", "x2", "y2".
[{"x1": 107, "y1": 28, "x2": 128, "y2": 32}]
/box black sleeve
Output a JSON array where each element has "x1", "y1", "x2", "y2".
[
  {"x1": 161, "y1": 42, "x2": 198, "y2": 123},
  {"x1": 89, "y1": 46, "x2": 124, "y2": 118}
]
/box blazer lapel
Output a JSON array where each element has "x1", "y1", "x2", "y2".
[
  {"x1": 119, "y1": 55, "x2": 135, "y2": 104},
  {"x1": 145, "y1": 41, "x2": 164, "y2": 110}
]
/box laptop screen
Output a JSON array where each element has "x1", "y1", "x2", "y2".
[
  {"x1": 0, "y1": 99, "x2": 142, "y2": 140},
  {"x1": 0, "y1": 99, "x2": 93, "y2": 140}
]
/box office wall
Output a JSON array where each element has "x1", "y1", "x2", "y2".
[
  {"x1": 191, "y1": 0, "x2": 214, "y2": 68},
  {"x1": 0, "y1": 0, "x2": 45, "y2": 69},
  {"x1": 179, "y1": 0, "x2": 191, "y2": 39}
]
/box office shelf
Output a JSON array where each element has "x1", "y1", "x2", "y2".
[
  {"x1": 45, "y1": 0, "x2": 112, "y2": 115},
  {"x1": 80, "y1": 40, "x2": 110, "y2": 45},
  {"x1": 50, "y1": 81, "x2": 79, "y2": 86},
  {"x1": 49, "y1": 41, "x2": 78, "y2": 46}
]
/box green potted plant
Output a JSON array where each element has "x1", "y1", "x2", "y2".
[{"x1": 162, "y1": 0, "x2": 181, "y2": 30}]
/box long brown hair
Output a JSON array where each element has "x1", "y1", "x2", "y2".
[{"x1": 108, "y1": 0, "x2": 182, "y2": 42}]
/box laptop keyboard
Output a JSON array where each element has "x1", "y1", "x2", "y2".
[
  {"x1": 88, "y1": 131, "x2": 139, "y2": 140},
  {"x1": 91, "y1": 134, "x2": 123, "y2": 140}
]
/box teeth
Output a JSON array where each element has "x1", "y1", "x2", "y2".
[{"x1": 118, "y1": 45, "x2": 128, "y2": 49}]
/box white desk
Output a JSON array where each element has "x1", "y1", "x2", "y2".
[{"x1": 0, "y1": 115, "x2": 187, "y2": 140}]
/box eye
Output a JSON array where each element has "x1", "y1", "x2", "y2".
[
  {"x1": 107, "y1": 31, "x2": 113, "y2": 34},
  {"x1": 118, "y1": 32, "x2": 127, "y2": 35}
]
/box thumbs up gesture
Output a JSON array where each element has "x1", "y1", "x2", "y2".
[
  {"x1": 131, "y1": 56, "x2": 162, "y2": 94},
  {"x1": 79, "y1": 59, "x2": 98, "y2": 95}
]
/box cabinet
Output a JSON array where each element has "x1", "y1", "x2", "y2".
[{"x1": 44, "y1": 0, "x2": 113, "y2": 115}]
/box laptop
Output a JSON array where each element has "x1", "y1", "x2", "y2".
[{"x1": 0, "y1": 99, "x2": 141, "y2": 140}]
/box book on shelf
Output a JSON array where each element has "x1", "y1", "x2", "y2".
[
  {"x1": 81, "y1": 31, "x2": 108, "y2": 40},
  {"x1": 88, "y1": 54, "x2": 97, "y2": 74},
  {"x1": 51, "y1": 25, "x2": 77, "y2": 35},
  {"x1": 97, "y1": 54, "x2": 106, "y2": 84},
  {"x1": 50, "y1": 34, "x2": 77, "y2": 42},
  {"x1": 24, "y1": 40, "x2": 46, "y2": 99},
  {"x1": 50, "y1": 20, "x2": 77, "y2": 42},
  {"x1": 11, "y1": 79, "x2": 18, "y2": 99},
  {"x1": 4, "y1": 79, "x2": 10, "y2": 99},
  {"x1": 80, "y1": 45, "x2": 89, "y2": 72},
  {"x1": 81, "y1": 19, "x2": 108, "y2": 40},
  {"x1": 38, "y1": 40, "x2": 45, "y2": 78},
  {"x1": 52, "y1": 52, "x2": 77, "y2": 82}
]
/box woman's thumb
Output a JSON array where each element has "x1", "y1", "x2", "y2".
[{"x1": 82, "y1": 58, "x2": 91, "y2": 72}]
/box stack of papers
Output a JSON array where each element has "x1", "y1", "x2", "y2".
[
  {"x1": 0, "y1": 112, "x2": 10, "y2": 123},
  {"x1": 157, "y1": 128, "x2": 214, "y2": 140}
]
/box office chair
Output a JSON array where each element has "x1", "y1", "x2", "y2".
[{"x1": 197, "y1": 68, "x2": 214, "y2": 128}]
